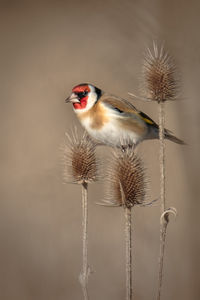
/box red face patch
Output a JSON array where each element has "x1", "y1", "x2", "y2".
[
  {"x1": 73, "y1": 98, "x2": 87, "y2": 109},
  {"x1": 72, "y1": 84, "x2": 90, "y2": 94},
  {"x1": 72, "y1": 84, "x2": 90, "y2": 110}
]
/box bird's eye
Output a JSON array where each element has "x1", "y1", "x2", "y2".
[{"x1": 77, "y1": 91, "x2": 88, "y2": 98}]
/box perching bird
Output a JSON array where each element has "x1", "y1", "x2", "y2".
[{"x1": 65, "y1": 83, "x2": 184, "y2": 148}]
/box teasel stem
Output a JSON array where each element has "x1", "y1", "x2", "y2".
[
  {"x1": 101, "y1": 150, "x2": 146, "y2": 300},
  {"x1": 63, "y1": 130, "x2": 99, "y2": 300},
  {"x1": 159, "y1": 101, "x2": 166, "y2": 214},
  {"x1": 157, "y1": 215, "x2": 168, "y2": 300},
  {"x1": 124, "y1": 206, "x2": 132, "y2": 300},
  {"x1": 156, "y1": 101, "x2": 169, "y2": 300},
  {"x1": 80, "y1": 181, "x2": 89, "y2": 300},
  {"x1": 157, "y1": 99, "x2": 178, "y2": 300},
  {"x1": 140, "y1": 43, "x2": 179, "y2": 299},
  {"x1": 120, "y1": 180, "x2": 133, "y2": 300}
]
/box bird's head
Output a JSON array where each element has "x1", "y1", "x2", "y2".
[{"x1": 65, "y1": 83, "x2": 102, "y2": 113}]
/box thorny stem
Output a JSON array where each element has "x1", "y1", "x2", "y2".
[
  {"x1": 159, "y1": 102, "x2": 166, "y2": 213},
  {"x1": 124, "y1": 207, "x2": 132, "y2": 300},
  {"x1": 156, "y1": 102, "x2": 169, "y2": 300},
  {"x1": 157, "y1": 213, "x2": 169, "y2": 300},
  {"x1": 80, "y1": 182, "x2": 89, "y2": 300}
]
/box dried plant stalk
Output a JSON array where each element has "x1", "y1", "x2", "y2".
[
  {"x1": 157, "y1": 101, "x2": 168, "y2": 300},
  {"x1": 124, "y1": 207, "x2": 132, "y2": 300},
  {"x1": 157, "y1": 212, "x2": 168, "y2": 300},
  {"x1": 142, "y1": 43, "x2": 178, "y2": 300},
  {"x1": 159, "y1": 102, "x2": 166, "y2": 213},
  {"x1": 80, "y1": 182, "x2": 89, "y2": 300},
  {"x1": 62, "y1": 129, "x2": 98, "y2": 300},
  {"x1": 102, "y1": 147, "x2": 146, "y2": 300}
]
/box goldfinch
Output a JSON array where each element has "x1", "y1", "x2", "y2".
[{"x1": 65, "y1": 83, "x2": 184, "y2": 147}]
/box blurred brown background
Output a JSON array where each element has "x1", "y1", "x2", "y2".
[{"x1": 0, "y1": 0, "x2": 200, "y2": 299}]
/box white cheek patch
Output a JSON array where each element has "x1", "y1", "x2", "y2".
[{"x1": 86, "y1": 92, "x2": 97, "y2": 110}]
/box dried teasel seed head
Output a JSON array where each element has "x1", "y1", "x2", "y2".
[
  {"x1": 141, "y1": 43, "x2": 179, "y2": 102},
  {"x1": 62, "y1": 129, "x2": 98, "y2": 184},
  {"x1": 104, "y1": 147, "x2": 146, "y2": 208}
]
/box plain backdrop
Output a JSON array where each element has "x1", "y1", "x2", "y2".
[{"x1": 0, "y1": 0, "x2": 200, "y2": 299}]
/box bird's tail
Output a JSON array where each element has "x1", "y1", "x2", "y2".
[{"x1": 164, "y1": 129, "x2": 186, "y2": 145}]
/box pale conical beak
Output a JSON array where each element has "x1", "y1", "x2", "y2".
[{"x1": 65, "y1": 93, "x2": 80, "y2": 103}]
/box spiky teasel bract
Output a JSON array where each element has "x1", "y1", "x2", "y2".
[
  {"x1": 142, "y1": 43, "x2": 179, "y2": 102},
  {"x1": 104, "y1": 147, "x2": 146, "y2": 209},
  {"x1": 63, "y1": 129, "x2": 98, "y2": 184}
]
